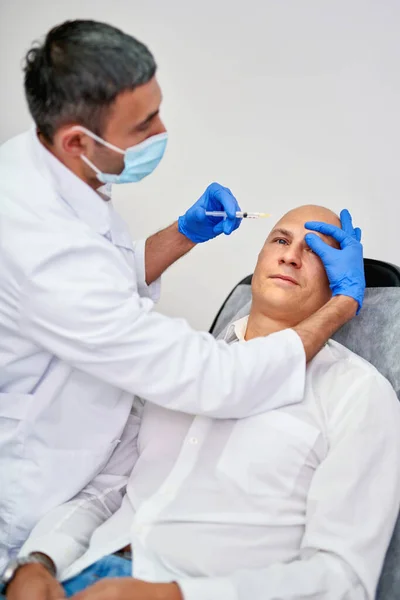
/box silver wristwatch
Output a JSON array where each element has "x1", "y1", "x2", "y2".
[{"x1": 0, "y1": 553, "x2": 56, "y2": 594}]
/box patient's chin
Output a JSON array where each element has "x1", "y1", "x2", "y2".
[
  {"x1": 257, "y1": 294, "x2": 301, "y2": 320},
  {"x1": 255, "y1": 280, "x2": 331, "y2": 324}
]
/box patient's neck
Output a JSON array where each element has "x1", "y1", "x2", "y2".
[{"x1": 245, "y1": 307, "x2": 295, "y2": 341}]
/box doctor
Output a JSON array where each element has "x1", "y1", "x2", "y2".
[{"x1": 0, "y1": 19, "x2": 365, "y2": 577}]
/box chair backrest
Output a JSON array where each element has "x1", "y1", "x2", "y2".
[{"x1": 210, "y1": 259, "x2": 400, "y2": 599}]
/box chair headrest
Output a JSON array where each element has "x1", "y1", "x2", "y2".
[{"x1": 364, "y1": 259, "x2": 400, "y2": 287}]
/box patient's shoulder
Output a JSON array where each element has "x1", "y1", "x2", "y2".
[
  {"x1": 310, "y1": 340, "x2": 398, "y2": 417},
  {"x1": 313, "y1": 338, "x2": 387, "y2": 381}
]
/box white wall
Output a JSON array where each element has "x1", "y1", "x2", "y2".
[{"x1": 1, "y1": 0, "x2": 399, "y2": 331}]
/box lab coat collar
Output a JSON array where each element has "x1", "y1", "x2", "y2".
[{"x1": 31, "y1": 129, "x2": 110, "y2": 236}]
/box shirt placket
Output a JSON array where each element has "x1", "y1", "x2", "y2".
[{"x1": 131, "y1": 415, "x2": 212, "y2": 581}]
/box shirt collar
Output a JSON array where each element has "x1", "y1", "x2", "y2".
[
  {"x1": 224, "y1": 316, "x2": 249, "y2": 343},
  {"x1": 31, "y1": 128, "x2": 110, "y2": 236},
  {"x1": 225, "y1": 314, "x2": 328, "y2": 350}
]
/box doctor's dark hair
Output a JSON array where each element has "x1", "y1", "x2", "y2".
[{"x1": 23, "y1": 20, "x2": 157, "y2": 143}]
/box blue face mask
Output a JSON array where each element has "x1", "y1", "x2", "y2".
[{"x1": 75, "y1": 126, "x2": 168, "y2": 184}]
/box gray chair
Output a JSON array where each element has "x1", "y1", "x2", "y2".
[{"x1": 210, "y1": 258, "x2": 400, "y2": 599}]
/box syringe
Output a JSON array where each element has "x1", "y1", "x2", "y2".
[{"x1": 205, "y1": 211, "x2": 270, "y2": 219}]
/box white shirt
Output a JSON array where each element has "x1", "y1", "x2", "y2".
[
  {"x1": 21, "y1": 318, "x2": 400, "y2": 600},
  {"x1": 0, "y1": 131, "x2": 306, "y2": 570}
]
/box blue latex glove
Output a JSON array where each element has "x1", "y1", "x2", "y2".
[
  {"x1": 178, "y1": 182, "x2": 242, "y2": 243},
  {"x1": 305, "y1": 209, "x2": 365, "y2": 314}
]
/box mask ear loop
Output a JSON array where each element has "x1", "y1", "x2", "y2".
[
  {"x1": 71, "y1": 126, "x2": 125, "y2": 176},
  {"x1": 80, "y1": 153, "x2": 102, "y2": 175},
  {"x1": 70, "y1": 125, "x2": 125, "y2": 154}
]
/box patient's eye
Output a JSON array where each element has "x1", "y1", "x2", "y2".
[{"x1": 274, "y1": 238, "x2": 289, "y2": 245}]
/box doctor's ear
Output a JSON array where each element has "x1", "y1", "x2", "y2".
[{"x1": 53, "y1": 126, "x2": 95, "y2": 157}]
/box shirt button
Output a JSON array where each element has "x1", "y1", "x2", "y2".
[{"x1": 189, "y1": 437, "x2": 198, "y2": 445}]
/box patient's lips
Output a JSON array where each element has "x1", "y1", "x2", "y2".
[{"x1": 269, "y1": 274, "x2": 299, "y2": 286}]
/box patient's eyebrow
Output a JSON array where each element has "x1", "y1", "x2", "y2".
[{"x1": 269, "y1": 228, "x2": 293, "y2": 239}]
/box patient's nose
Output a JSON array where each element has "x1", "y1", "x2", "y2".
[{"x1": 279, "y1": 245, "x2": 302, "y2": 269}]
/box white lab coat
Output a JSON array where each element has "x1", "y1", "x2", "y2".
[{"x1": 0, "y1": 129, "x2": 306, "y2": 571}]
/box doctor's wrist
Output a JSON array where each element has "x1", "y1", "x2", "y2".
[
  {"x1": 5, "y1": 561, "x2": 58, "y2": 600},
  {"x1": 10, "y1": 561, "x2": 50, "y2": 580},
  {"x1": 2, "y1": 552, "x2": 57, "y2": 596},
  {"x1": 328, "y1": 294, "x2": 358, "y2": 320}
]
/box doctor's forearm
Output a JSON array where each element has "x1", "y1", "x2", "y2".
[
  {"x1": 145, "y1": 222, "x2": 196, "y2": 284},
  {"x1": 293, "y1": 295, "x2": 358, "y2": 363}
]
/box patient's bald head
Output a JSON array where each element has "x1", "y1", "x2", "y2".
[
  {"x1": 251, "y1": 205, "x2": 340, "y2": 326},
  {"x1": 274, "y1": 205, "x2": 340, "y2": 248}
]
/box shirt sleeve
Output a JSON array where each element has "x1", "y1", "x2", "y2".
[
  {"x1": 19, "y1": 404, "x2": 142, "y2": 575},
  {"x1": 177, "y1": 372, "x2": 400, "y2": 600},
  {"x1": 132, "y1": 238, "x2": 161, "y2": 302},
  {"x1": 19, "y1": 231, "x2": 306, "y2": 419}
]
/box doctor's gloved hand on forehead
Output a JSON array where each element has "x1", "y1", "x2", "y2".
[{"x1": 305, "y1": 209, "x2": 365, "y2": 314}]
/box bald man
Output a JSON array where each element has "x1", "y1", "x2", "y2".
[{"x1": 10, "y1": 206, "x2": 400, "y2": 600}]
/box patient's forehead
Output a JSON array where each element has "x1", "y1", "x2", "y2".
[{"x1": 270, "y1": 205, "x2": 340, "y2": 249}]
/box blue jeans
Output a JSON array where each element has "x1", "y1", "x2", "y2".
[{"x1": 63, "y1": 554, "x2": 132, "y2": 598}]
